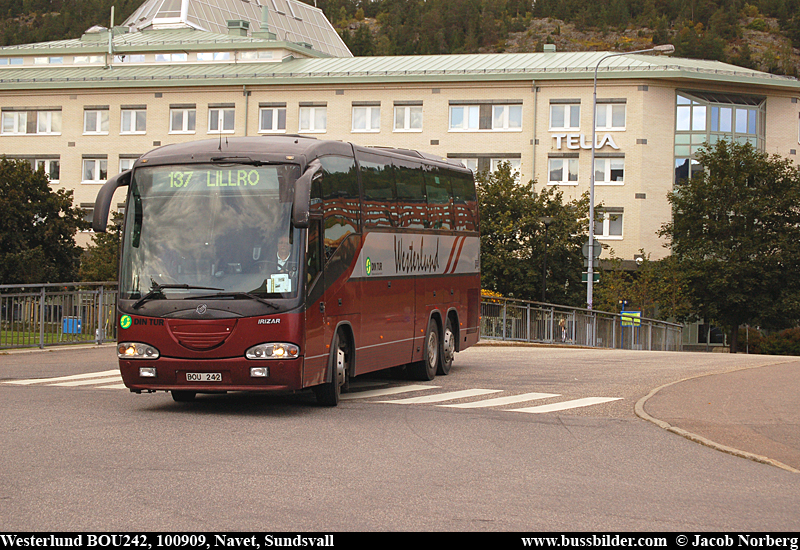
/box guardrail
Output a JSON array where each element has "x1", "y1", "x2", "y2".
[
  {"x1": 1, "y1": 283, "x2": 681, "y2": 352},
  {"x1": 0, "y1": 282, "x2": 118, "y2": 350},
  {"x1": 480, "y1": 296, "x2": 682, "y2": 351}
]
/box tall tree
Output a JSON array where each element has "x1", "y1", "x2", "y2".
[
  {"x1": 659, "y1": 140, "x2": 800, "y2": 352},
  {"x1": 0, "y1": 158, "x2": 87, "y2": 284},
  {"x1": 477, "y1": 163, "x2": 589, "y2": 306}
]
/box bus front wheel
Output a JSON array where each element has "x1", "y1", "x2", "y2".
[{"x1": 314, "y1": 331, "x2": 350, "y2": 406}]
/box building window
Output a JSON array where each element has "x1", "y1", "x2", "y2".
[
  {"x1": 550, "y1": 103, "x2": 580, "y2": 131},
  {"x1": 1, "y1": 110, "x2": 61, "y2": 135},
  {"x1": 596, "y1": 103, "x2": 626, "y2": 130},
  {"x1": 450, "y1": 158, "x2": 478, "y2": 173},
  {"x1": 492, "y1": 105, "x2": 522, "y2": 131},
  {"x1": 299, "y1": 106, "x2": 326, "y2": 133},
  {"x1": 84, "y1": 110, "x2": 109, "y2": 134},
  {"x1": 490, "y1": 158, "x2": 522, "y2": 182},
  {"x1": 449, "y1": 103, "x2": 522, "y2": 131},
  {"x1": 394, "y1": 105, "x2": 423, "y2": 132},
  {"x1": 170, "y1": 108, "x2": 196, "y2": 133},
  {"x1": 114, "y1": 54, "x2": 145, "y2": 63},
  {"x1": 595, "y1": 210, "x2": 623, "y2": 239},
  {"x1": 35, "y1": 159, "x2": 60, "y2": 183},
  {"x1": 83, "y1": 158, "x2": 108, "y2": 183},
  {"x1": 208, "y1": 108, "x2": 235, "y2": 133},
  {"x1": 74, "y1": 55, "x2": 104, "y2": 64},
  {"x1": 155, "y1": 53, "x2": 187, "y2": 62},
  {"x1": 352, "y1": 105, "x2": 380, "y2": 132},
  {"x1": 674, "y1": 91, "x2": 765, "y2": 186},
  {"x1": 197, "y1": 52, "x2": 231, "y2": 61},
  {"x1": 594, "y1": 157, "x2": 625, "y2": 184},
  {"x1": 121, "y1": 109, "x2": 146, "y2": 134},
  {"x1": 548, "y1": 157, "x2": 579, "y2": 185},
  {"x1": 259, "y1": 106, "x2": 286, "y2": 133},
  {"x1": 119, "y1": 158, "x2": 136, "y2": 172}
]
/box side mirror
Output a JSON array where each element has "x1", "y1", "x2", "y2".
[
  {"x1": 93, "y1": 169, "x2": 131, "y2": 232},
  {"x1": 292, "y1": 160, "x2": 322, "y2": 229}
]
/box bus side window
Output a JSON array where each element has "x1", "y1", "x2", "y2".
[
  {"x1": 393, "y1": 158, "x2": 427, "y2": 229},
  {"x1": 424, "y1": 168, "x2": 453, "y2": 230},
  {"x1": 449, "y1": 170, "x2": 477, "y2": 232},
  {"x1": 359, "y1": 155, "x2": 397, "y2": 229},
  {"x1": 319, "y1": 155, "x2": 359, "y2": 261}
]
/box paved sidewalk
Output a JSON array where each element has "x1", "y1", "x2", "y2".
[{"x1": 638, "y1": 359, "x2": 800, "y2": 473}]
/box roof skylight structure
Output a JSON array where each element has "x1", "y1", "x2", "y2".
[{"x1": 121, "y1": 0, "x2": 351, "y2": 57}]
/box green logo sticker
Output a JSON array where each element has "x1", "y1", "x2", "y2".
[
  {"x1": 120, "y1": 315, "x2": 132, "y2": 329},
  {"x1": 365, "y1": 257, "x2": 372, "y2": 276}
]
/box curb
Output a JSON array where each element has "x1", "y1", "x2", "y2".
[
  {"x1": 0, "y1": 342, "x2": 116, "y2": 355},
  {"x1": 635, "y1": 372, "x2": 800, "y2": 474}
]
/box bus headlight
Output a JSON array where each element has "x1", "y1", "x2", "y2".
[
  {"x1": 117, "y1": 342, "x2": 160, "y2": 359},
  {"x1": 245, "y1": 343, "x2": 299, "y2": 360}
]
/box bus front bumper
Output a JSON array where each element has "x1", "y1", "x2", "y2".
[{"x1": 119, "y1": 356, "x2": 304, "y2": 393}]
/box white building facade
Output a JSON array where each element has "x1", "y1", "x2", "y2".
[{"x1": 1, "y1": 0, "x2": 799, "y2": 266}]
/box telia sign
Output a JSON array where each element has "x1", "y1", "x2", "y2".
[{"x1": 552, "y1": 133, "x2": 619, "y2": 150}]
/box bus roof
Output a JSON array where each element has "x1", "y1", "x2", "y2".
[{"x1": 136, "y1": 136, "x2": 472, "y2": 174}]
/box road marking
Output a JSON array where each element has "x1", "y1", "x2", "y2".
[
  {"x1": 376, "y1": 388, "x2": 502, "y2": 404},
  {"x1": 508, "y1": 397, "x2": 622, "y2": 414},
  {"x1": 4, "y1": 369, "x2": 120, "y2": 385},
  {"x1": 440, "y1": 391, "x2": 560, "y2": 409},
  {"x1": 50, "y1": 375, "x2": 123, "y2": 387},
  {"x1": 96, "y1": 383, "x2": 128, "y2": 390},
  {"x1": 340, "y1": 384, "x2": 439, "y2": 400}
]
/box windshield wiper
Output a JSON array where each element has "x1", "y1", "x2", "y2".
[
  {"x1": 131, "y1": 283, "x2": 224, "y2": 310},
  {"x1": 197, "y1": 292, "x2": 279, "y2": 309}
]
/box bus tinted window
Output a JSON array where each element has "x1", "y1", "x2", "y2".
[
  {"x1": 359, "y1": 154, "x2": 396, "y2": 228},
  {"x1": 449, "y1": 170, "x2": 478, "y2": 232},
  {"x1": 424, "y1": 168, "x2": 453, "y2": 230},
  {"x1": 319, "y1": 155, "x2": 359, "y2": 260},
  {"x1": 393, "y1": 158, "x2": 427, "y2": 229}
]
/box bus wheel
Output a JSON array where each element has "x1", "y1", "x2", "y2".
[
  {"x1": 438, "y1": 317, "x2": 455, "y2": 375},
  {"x1": 314, "y1": 331, "x2": 349, "y2": 406},
  {"x1": 410, "y1": 318, "x2": 439, "y2": 381},
  {"x1": 171, "y1": 390, "x2": 196, "y2": 402}
]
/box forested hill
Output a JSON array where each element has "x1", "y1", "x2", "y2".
[{"x1": 2, "y1": 0, "x2": 799, "y2": 76}]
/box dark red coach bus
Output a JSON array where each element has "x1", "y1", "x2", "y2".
[{"x1": 93, "y1": 136, "x2": 480, "y2": 405}]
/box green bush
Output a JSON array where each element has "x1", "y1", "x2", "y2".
[{"x1": 758, "y1": 328, "x2": 800, "y2": 356}]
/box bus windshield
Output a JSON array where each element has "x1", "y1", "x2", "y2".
[{"x1": 120, "y1": 163, "x2": 302, "y2": 302}]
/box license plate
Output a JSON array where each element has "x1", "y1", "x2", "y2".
[{"x1": 186, "y1": 372, "x2": 222, "y2": 382}]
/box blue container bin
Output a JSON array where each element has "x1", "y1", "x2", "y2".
[{"x1": 62, "y1": 317, "x2": 81, "y2": 334}]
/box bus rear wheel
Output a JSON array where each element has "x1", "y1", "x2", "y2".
[
  {"x1": 409, "y1": 318, "x2": 439, "y2": 381},
  {"x1": 438, "y1": 317, "x2": 455, "y2": 375},
  {"x1": 171, "y1": 390, "x2": 196, "y2": 402}
]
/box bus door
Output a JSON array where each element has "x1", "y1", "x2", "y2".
[{"x1": 302, "y1": 155, "x2": 361, "y2": 388}]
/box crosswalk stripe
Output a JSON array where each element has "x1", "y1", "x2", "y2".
[
  {"x1": 50, "y1": 376, "x2": 123, "y2": 387},
  {"x1": 340, "y1": 384, "x2": 439, "y2": 401},
  {"x1": 440, "y1": 392, "x2": 561, "y2": 409},
  {"x1": 508, "y1": 397, "x2": 622, "y2": 414},
  {"x1": 96, "y1": 383, "x2": 128, "y2": 390},
  {"x1": 376, "y1": 388, "x2": 502, "y2": 404},
  {"x1": 4, "y1": 369, "x2": 120, "y2": 385}
]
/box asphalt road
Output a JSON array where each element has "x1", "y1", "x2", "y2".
[{"x1": 1, "y1": 343, "x2": 798, "y2": 531}]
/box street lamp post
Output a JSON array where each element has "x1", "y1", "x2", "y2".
[
  {"x1": 587, "y1": 44, "x2": 674, "y2": 311},
  {"x1": 539, "y1": 216, "x2": 554, "y2": 303}
]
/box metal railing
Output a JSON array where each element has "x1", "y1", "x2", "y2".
[
  {"x1": 1, "y1": 283, "x2": 681, "y2": 352},
  {"x1": 0, "y1": 282, "x2": 118, "y2": 350},
  {"x1": 480, "y1": 296, "x2": 682, "y2": 351}
]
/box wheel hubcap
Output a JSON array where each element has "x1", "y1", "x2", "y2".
[
  {"x1": 427, "y1": 330, "x2": 438, "y2": 366},
  {"x1": 335, "y1": 345, "x2": 346, "y2": 387},
  {"x1": 443, "y1": 328, "x2": 454, "y2": 364}
]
